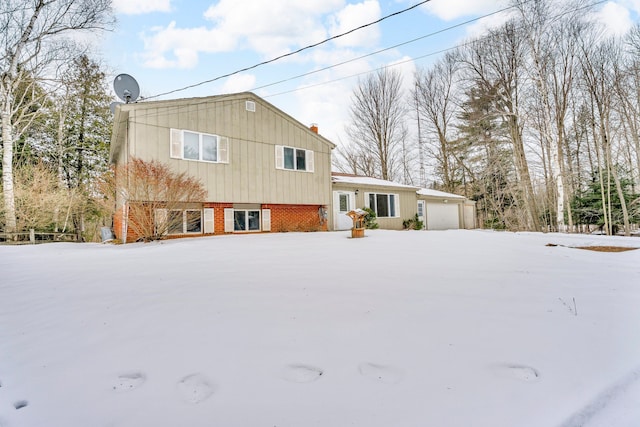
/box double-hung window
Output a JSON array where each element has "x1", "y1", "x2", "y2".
[
  {"x1": 275, "y1": 145, "x2": 314, "y2": 172},
  {"x1": 171, "y1": 129, "x2": 229, "y2": 163},
  {"x1": 366, "y1": 193, "x2": 399, "y2": 218}
]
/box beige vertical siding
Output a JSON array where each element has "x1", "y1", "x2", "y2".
[
  {"x1": 115, "y1": 93, "x2": 333, "y2": 206},
  {"x1": 332, "y1": 183, "x2": 419, "y2": 230}
]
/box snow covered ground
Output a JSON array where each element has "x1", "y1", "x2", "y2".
[{"x1": 1, "y1": 229, "x2": 639, "y2": 427}]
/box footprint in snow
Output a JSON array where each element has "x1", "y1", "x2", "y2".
[
  {"x1": 491, "y1": 364, "x2": 540, "y2": 382},
  {"x1": 358, "y1": 362, "x2": 404, "y2": 384},
  {"x1": 13, "y1": 400, "x2": 28, "y2": 410},
  {"x1": 281, "y1": 364, "x2": 324, "y2": 383},
  {"x1": 177, "y1": 373, "x2": 215, "y2": 404},
  {"x1": 112, "y1": 372, "x2": 146, "y2": 392}
]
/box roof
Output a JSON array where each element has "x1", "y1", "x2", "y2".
[
  {"x1": 417, "y1": 188, "x2": 466, "y2": 199},
  {"x1": 331, "y1": 173, "x2": 420, "y2": 190}
]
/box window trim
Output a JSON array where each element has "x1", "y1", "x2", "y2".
[
  {"x1": 232, "y1": 209, "x2": 261, "y2": 232},
  {"x1": 164, "y1": 209, "x2": 203, "y2": 235},
  {"x1": 275, "y1": 145, "x2": 314, "y2": 172},
  {"x1": 365, "y1": 192, "x2": 400, "y2": 218},
  {"x1": 170, "y1": 128, "x2": 229, "y2": 164}
]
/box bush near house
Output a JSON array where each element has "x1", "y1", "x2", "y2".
[
  {"x1": 362, "y1": 207, "x2": 379, "y2": 229},
  {"x1": 403, "y1": 214, "x2": 424, "y2": 230},
  {"x1": 109, "y1": 158, "x2": 206, "y2": 242}
]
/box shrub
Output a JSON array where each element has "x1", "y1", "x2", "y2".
[
  {"x1": 362, "y1": 207, "x2": 379, "y2": 229},
  {"x1": 403, "y1": 214, "x2": 424, "y2": 230},
  {"x1": 108, "y1": 158, "x2": 206, "y2": 242}
]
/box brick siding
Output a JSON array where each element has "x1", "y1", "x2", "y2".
[{"x1": 263, "y1": 204, "x2": 328, "y2": 232}]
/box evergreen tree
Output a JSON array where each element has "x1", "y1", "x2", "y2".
[{"x1": 571, "y1": 169, "x2": 640, "y2": 233}]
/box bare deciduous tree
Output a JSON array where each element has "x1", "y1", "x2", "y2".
[
  {"x1": 414, "y1": 53, "x2": 460, "y2": 192},
  {"x1": 344, "y1": 68, "x2": 408, "y2": 181},
  {"x1": 1, "y1": 0, "x2": 114, "y2": 233}
]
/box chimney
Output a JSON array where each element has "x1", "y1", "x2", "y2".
[{"x1": 310, "y1": 123, "x2": 318, "y2": 134}]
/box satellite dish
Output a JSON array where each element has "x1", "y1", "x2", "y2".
[
  {"x1": 113, "y1": 74, "x2": 140, "y2": 103},
  {"x1": 110, "y1": 101, "x2": 123, "y2": 114}
]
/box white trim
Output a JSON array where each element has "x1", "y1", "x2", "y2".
[
  {"x1": 203, "y1": 208, "x2": 214, "y2": 234},
  {"x1": 275, "y1": 145, "x2": 284, "y2": 169},
  {"x1": 170, "y1": 128, "x2": 229, "y2": 163},
  {"x1": 170, "y1": 129, "x2": 182, "y2": 159},
  {"x1": 306, "y1": 150, "x2": 314, "y2": 173},
  {"x1": 224, "y1": 208, "x2": 234, "y2": 232},
  {"x1": 154, "y1": 208, "x2": 168, "y2": 236},
  {"x1": 275, "y1": 144, "x2": 314, "y2": 172},
  {"x1": 262, "y1": 209, "x2": 271, "y2": 232},
  {"x1": 366, "y1": 192, "x2": 400, "y2": 218}
]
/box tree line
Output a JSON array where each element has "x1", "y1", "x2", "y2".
[
  {"x1": 336, "y1": 0, "x2": 640, "y2": 235},
  {"x1": 3, "y1": 0, "x2": 639, "y2": 239},
  {"x1": 1, "y1": 0, "x2": 114, "y2": 240}
]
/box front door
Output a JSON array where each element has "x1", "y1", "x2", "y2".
[
  {"x1": 417, "y1": 200, "x2": 426, "y2": 230},
  {"x1": 333, "y1": 191, "x2": 356, "y2": 230}
]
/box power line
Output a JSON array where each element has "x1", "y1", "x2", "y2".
[
  {"x1": 250, "y1": 3, "x2": 521, "y2": 94},
  {"x1": 262, "y1": 0, "x2": 608, "y2": 99},
  {"x1": 144, "y1": 0, "x2": 432, "y2": 100},
  {"x1": 125, "y1": 0, "x2": 608, "y2": 123}
]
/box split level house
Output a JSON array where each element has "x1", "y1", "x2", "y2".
[{"x1": 109, "y1": 92, "x2": 474, "y2": 242}]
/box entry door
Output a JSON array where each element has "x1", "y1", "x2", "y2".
[
  {"x1": 417, "y1": 200, "x2": 426, "y2": 230},
  {"x1": 333, "y1": 191, "x2": 356, "y2": 230}
]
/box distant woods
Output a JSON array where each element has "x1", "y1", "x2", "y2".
[
  {"x1": 1, "y1": 0, "x2": 114, "y2": 240},
  {"x1": 337, "y1": 0, "x2": 640, "y2": 234}
]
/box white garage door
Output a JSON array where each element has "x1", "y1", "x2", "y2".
[{"x1": 426, "y1": 203, "x2": 460, "y2": 230}]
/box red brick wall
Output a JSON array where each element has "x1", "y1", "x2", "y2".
[
  {"x1": 263, "y1": 204, "x2": 328, "y2": 232},
  {"x1": 114, "y1": 202, "x2": 327, "y2": 241},
  {"x1": 113, "y1": 208, "x2": 124, "y2": 241},
  {"x1": 203, "y1": 202, "x2": 233, "y2": 235},
  {"x1": 113, "y1": 204, "x2": 146, "y2": 243}
]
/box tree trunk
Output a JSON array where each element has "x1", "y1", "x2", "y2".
[{"x1": 2, "y1": 107, "x2": 17, "y2": 233}]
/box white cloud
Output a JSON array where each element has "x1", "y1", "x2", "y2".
[
  {"x1": 328, "y1": 0, "x2": 381, "y2": 48},
  {"x1": 592, "y1": 1, "x2": 634, "y2": 36},
  {"x1": 423, "y1": 0, "x2": 509, "y2": 21},
  {"x1": 113, "y1": 0, "x2": 171, "y2": 15},
  {"x1": 204, "y1": 0, "x2": 344, "y2": 58},
  {"x1": 141, "y1": 22, "x2": 236, "y2": 69},
  {"x1": 222, "y1": 74, "x2": 257, "y2": 93}
]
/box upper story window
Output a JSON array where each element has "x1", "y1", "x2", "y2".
[
  {"x1": 170, "y1": 129, "x2": 229, "y2": 163},
  {"x1": 275, "y1": 145, "x2": 314, "y2": 172},
  {"x1": 366, "y1": 193, "x2": 399, "y2": 218}
]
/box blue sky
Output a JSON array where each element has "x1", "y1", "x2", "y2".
[{"x1": 102, "y1": 0, "x2": 640, "y2": 144}]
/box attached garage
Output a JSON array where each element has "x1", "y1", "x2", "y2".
[
  {"x1": 426, "y1": 202, "x2": 460, "y2": 230},
  {"x1": 417, "y1": 188, "x2": 473, "y2": 230}
]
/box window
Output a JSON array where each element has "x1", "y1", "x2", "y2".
[
  {"x1": 224, "y1": 208, "x2": 270, "y2": 232},
  {"x1": 166, "y1": 209, "x2": 202, "y2": 234},
  {"x1": 234, "y1": 210, "x2": 260, "y2": 231},
  {"x1": 170, "y1": 129, "x2": 229, "y2": 163},
  {"x1": 366, "y1": 193, "x2": 398, "y2": 218},
  {"x1": 275, "y1": 145, "x2": 314, "y2": 172},
  {"x1": 339, "y1": 194, "x2": 349, "y2": 212}
]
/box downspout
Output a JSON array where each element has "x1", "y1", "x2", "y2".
[{"x1": 122, "y1": 114, "x2": 130, "y2": 243}]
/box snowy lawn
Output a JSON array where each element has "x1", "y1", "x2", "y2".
[{"x1": 1, "y1": 229, "x2": 640, "y2": 427}]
